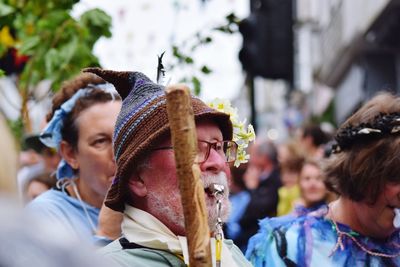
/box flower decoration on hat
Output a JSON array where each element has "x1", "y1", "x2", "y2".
[{"x1": 208, "y1": 98, "x2": 255, "y2": 167}]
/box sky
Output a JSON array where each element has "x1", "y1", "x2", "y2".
[{"x1": 72, "y1": 0, "x2": 249, "y2": 102}]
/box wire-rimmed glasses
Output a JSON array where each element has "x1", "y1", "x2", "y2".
[{"x1": 153, "y1": 140, "x2": 238, "y2": 164}]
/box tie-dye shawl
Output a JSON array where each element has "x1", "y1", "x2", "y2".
[{"x1": 246, "y1": 204, "x2": 400, "y2": 267}]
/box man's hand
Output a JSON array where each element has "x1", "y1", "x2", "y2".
[{"x1": 96, "y1": 204, "x2": 123, "y2": 240}]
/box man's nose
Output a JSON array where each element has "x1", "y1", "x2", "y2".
[{"x1": 199, "y1": 148, "x2": 226, "y2": 173}]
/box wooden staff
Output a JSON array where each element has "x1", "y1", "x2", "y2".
[{"x1": 165, "y1": 84, "x2": 212, "y2": 267}]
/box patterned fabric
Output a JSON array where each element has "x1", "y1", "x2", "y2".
[
  {"x1": 246, "y1": 204, "x2": 400, "y2": 267},
  {"x1": 84, "y1": 68, "x2": 233, "y2": 212}
]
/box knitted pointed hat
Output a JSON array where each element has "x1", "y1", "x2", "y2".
[{"x1": 83, "y1": 68, "x2": 233, "y2": 211}]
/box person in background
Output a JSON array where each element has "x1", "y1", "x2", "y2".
[
  {"x1": 18, "y1": 134, "x2": 61, "y2": 202},
  {"x1": 299, "y1": 123, "x2": 330, "y2": 159},
  {"x1": 276, "y1": 154, "x2": 304, "y2": 216},
  {"x1": 0, "y1": 112, "x2": 111, "y2": 266},
  {"x1": 26, "y1": 73, "x2": 122, "y2": 242},
  {"x1": 84, "y1": 68, "x2": 251, "y2": 266},
  {"x1": 24, "y1": 134, "x2": 61, "y2": 172},
  {"x1": 296, "y1": 158, "x2": 334, "y2": 214},
  {"x1": 24, "y1": 172, "x2": 57, "y2": 202},
  {"x1": 247, "y1": 93, "x2": 400, "y2": 266},
  {"x1": 225, "y1": 163, "x2": 251, "y2": 252},
  {"x1": 277, "y1": 138, "x2": 305, "y2": 166},
  {"x1": 237, "y1": 140, "x2": 281, "y2": 252}
]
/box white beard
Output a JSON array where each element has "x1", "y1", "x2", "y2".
[
  {"x1": 146, "y1": 171, "x2": 231, "y2": 234},
  {"x1": 202, "y1": 172, "x2": 231, "y2": 230},
  {"x1": 147, "y1": 186, "x2": 185, "y2": 231}
]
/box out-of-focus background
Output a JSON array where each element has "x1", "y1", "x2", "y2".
[
  {"x1": 1, "y1": 0, "x2": 399, "y2": 193},
  {"x1": 0, "y1": 0, "x2": 399, "y2": 144}
]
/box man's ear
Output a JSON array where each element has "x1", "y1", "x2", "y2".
[
  {"x1": 59, "y1": 140, "x2": 79, "y2": 170},
  {"x1": 128, "y1": 173, "x2": 148, "y2": 197}
]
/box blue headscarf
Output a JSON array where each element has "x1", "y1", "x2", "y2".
[{"x1": 40, "y1": 83, "x2": 117, "y2": 179}]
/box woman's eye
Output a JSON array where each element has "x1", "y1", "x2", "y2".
[{"x1": 93, "y1": 138, "x2": 108, "y2": 146}]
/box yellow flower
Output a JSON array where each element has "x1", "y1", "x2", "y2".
[
  {"x1": 236, "y1": 124, "x2": 256, "y2": 142},
  {"x1": 207, "y1": 98, "x2": 255, "y2": 167},
  {"x1": 0, "y1": 26, "x2": 15, "y2": 47},
  {"x1": 234, "y1": 149, "x2": 250, "y2": 167}
]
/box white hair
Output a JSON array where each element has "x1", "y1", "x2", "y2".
[{"x1": 147, "y1": 171, "x2": 231, "y2": 233}]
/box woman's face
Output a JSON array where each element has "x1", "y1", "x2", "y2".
[
  {"x1": 299, "y1": 163, "x2": 327, "y2": 206},
  {"x1": 352, "y1": 183, "x2": 400, "y2": 238},
  {"x1": 73, "y1": 101, "x2": 121, "y2": 203}
]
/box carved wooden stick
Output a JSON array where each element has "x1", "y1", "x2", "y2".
[{"x1": 165, "y1": 84, "x2": 212, "y2": 267}]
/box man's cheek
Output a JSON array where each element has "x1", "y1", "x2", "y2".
[{"x1": 224, "y1": 164, "x2": 232, "y2": 185}]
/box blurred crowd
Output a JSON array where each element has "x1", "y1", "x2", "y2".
[
  {"x1": 4, "y1": 99, "x2": 335, "y2": 244},
  {"x1": 225, "y1": 123, "x2": 335, "y2": 252},
  {"x1": 2, "y1": 88, "x2": 336, "y2": 256},
  {"x1": 1, "y1": 71, "x2": 400, "y2": 266}
]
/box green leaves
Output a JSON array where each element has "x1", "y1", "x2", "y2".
[
  {"x1": 191, "y1": 76, "x2": 201, "y2": 95},
  {"x1": 2, "y1": 0, "x2": 111, "y2": 86},
  {"x1": 0, "y1": 2, "x2": 15, "y2": 17},
  {"x1": 169, "y1": 32, "x2": 214, "y2": 96},
  {"x1": 80, "y1": 8, "x2": 112, "y2": 46},
  {"x1": 184, "y1": 56, "x2": 194, "y2": 64},
  {"x1": 36, "y1": 10, "x2": 71, "y2": 32},
  {"x1": 0, "y1": 0, "x2": 112, "y2": 134},
  {"x1": 214, "y1": 13, "x2": 239, "y2": 34},
  {"x1": 7, "y1": 117, "x2": 24, "y2": 146},
  {"x1": 200, "y1": 65, "x2": 212, "y2": 74},
  {"x1": 18, "y1": 36, "x2": 40, "y2": 55},
  {"x1": 173, "y1": 45, "x2": 194, "y2": 65},
  {"x1": 168, "y1": 11, "x2": 238, "y2": 95},
  {"x1": 44, "y1": 48, "x2": 62, "y2": 76}
]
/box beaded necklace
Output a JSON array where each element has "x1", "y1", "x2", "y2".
[{"x1": 329, "y1": 219, "x2": 400, "y2": 258}]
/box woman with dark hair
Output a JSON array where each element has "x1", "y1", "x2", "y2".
[
  {"x1": 27, "y1": 73, "x2": 122, "y2": 242},
  {"x1": 246, "y1": 93, "x2": 400, "y2": 266}
]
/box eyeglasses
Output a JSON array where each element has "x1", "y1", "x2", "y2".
[{"x1": 153, "y1": 140, "x2": 238, "y2": 164}]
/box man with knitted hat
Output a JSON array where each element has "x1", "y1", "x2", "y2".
[{"x1": 85, "y1": 68, "x2": 251, "y2": 266}]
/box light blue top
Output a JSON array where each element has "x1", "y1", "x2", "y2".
[
  {"x1": 246, "y1": 204, "x2": 400, "y2": 267},
  {"x1": 226, "y1": 191, "x2": 251, "y2": 240},
  {"x1": 26, "y1": 189, "x2": 100, "y2": 242}
]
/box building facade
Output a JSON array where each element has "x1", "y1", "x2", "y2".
[{"x1": 298, "y1": 0, "x2": 400, "y2": 123}]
